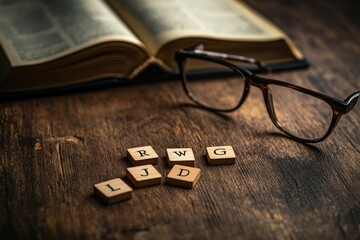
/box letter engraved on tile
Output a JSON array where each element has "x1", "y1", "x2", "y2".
[
  {"x1": 214, "y1": 148, "x2": 226, "y2": 155},
  {"x1": 178, "y1": 168, "x2": 190, "y2": 177},
  {"x1": 138, "y1": 150, "x2": 150, "y2": 157},
  {"x1": 106, "y1": 183, "x2": 121, "y2": 192},
  {"x1": 173, "y1": 150, "x2": 187, "y2": 157},
  {"x1": 141, "y1": 168, "x2": 149, "y2": 176}
]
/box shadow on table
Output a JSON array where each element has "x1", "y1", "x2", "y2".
[
  {"x1": 254, "y1": 131, "x2": 322, "y2": 153},
  {"x1": 177, "y1": 102, "x2": 234, "y2": 121}
]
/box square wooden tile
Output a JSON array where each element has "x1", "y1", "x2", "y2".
[
  {"x1": 93, "y1": 178, "x2": 132, "y2": 204},
  {"x1": 127, "y1": 145, "x2": 159, "y2": 166},
  {"x1": 166, "y1": 165, "x2": 201, "y2": 189},
  {"x1": 126, "y1": 164, "x2": 162, "y2": 188},
  {"x1": 206, "y1": 146, "x2": 236, "y2": 165},
  {"x1": 166, "y1": 148, "x2": 195, "y2": 167}
]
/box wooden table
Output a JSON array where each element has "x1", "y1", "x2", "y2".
[{"x1": 1, "y1": 0, "x2": 359, "y2": 239}]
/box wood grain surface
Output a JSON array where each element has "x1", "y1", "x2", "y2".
[{"x1": 1, "y1": 0, "x2": 359, "y2": 239}]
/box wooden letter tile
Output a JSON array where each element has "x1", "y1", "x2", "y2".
[
  {"x1": 166, "y1": 165, "x2": 201, "y2": 189},
  {"x1": 93, "y1": 178, "x2": 132, "y2": 204},
  {"x1": 166, "y1": 148, "x2": 195, "y2": 167},
  {"x1": 127, "y1": 145, "x2": 159, "y2": 166},
  {"x1": 126, "y1": 164, "x2": 162, "y2": 188},
  {"x1": 206, "y1": 146, "x2": 236, "y2": 165}
]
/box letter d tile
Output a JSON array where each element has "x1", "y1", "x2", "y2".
[{"x1": 166, "y1": 165, "x2": 201, "y2": 189}]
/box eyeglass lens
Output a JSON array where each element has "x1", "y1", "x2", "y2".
[
  {"x1": 184, "y1": 58, "x2": 246, "y2": 110},
  {"x1": 268, "y1": 85, "x2": 333, "y2": 140}
]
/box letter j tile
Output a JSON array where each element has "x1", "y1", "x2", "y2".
[{"x1": 126, "y1": 164, "x2": 162, "y2": 188}]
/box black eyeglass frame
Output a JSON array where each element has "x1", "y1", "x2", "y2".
[{"x1": 175, "y1": 47, "x2": 359, "y2": 143}]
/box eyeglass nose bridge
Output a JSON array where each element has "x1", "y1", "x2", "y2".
[
  {"x1": 248, "y1": 75, "x2": 279, "y2": 125},
  {"x1": 260, "y1": 86, "x2": 282, "y2": 129}
]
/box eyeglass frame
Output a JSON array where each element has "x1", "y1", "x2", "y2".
[{"x1": 175, "y1": 46, "x2": 360, "y2": 143}]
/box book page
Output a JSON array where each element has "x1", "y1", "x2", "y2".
[
  {"x1": 0, "y1": 0, "x2": 145, "y2": 67},
  {"x1": 109, "y1": 0, "x2": 285, "y2": 55}
]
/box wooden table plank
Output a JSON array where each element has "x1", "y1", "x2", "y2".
[{"x1": 1, "y1": 0, "x2": 359, "y2": 239}]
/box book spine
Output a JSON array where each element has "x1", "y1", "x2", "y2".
[
  {"x1": 129, "y1": 57, "x2": 171, "y2": 79},
  {"x1": 0, "y1": 46, "x2": 11, "y2": 87}
]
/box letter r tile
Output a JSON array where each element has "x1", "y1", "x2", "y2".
[
  {"x1": 206, "y1": 146, "x2": 236, "y2": 165},
  {"x1": 166, "y1": 148, "x2": 195, "y2": 167},
  {"x1": 93, "y1": 178, "x2": 132, "y2": 204},
  {"x1": 166, "y1": 165, "x2": 201, "y2": 188},
  {"x1": 127, "y1": 145, "x2": 159, "y2": 166},
  {"x1": 126, "y1": 164, "x2": 162, "y2": 188}
]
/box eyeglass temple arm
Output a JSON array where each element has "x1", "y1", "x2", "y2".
[
  {"x1": 192, "y1": 49, "x2": 270, "y2": 72},
  {"x1": 184, "y1": 44, "x2": 270, "y2": 71},
  {"x1": 343, "y1": 88, "x2": 360, "y2": 113}
]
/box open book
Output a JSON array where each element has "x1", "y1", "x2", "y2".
[{"x1": 0, "y1": 0, "x2": 306, "y2": 93}]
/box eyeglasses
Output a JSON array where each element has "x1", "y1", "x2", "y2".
[{"x1": 175, "y1": 45, "x2": 359, "y2": 143}]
